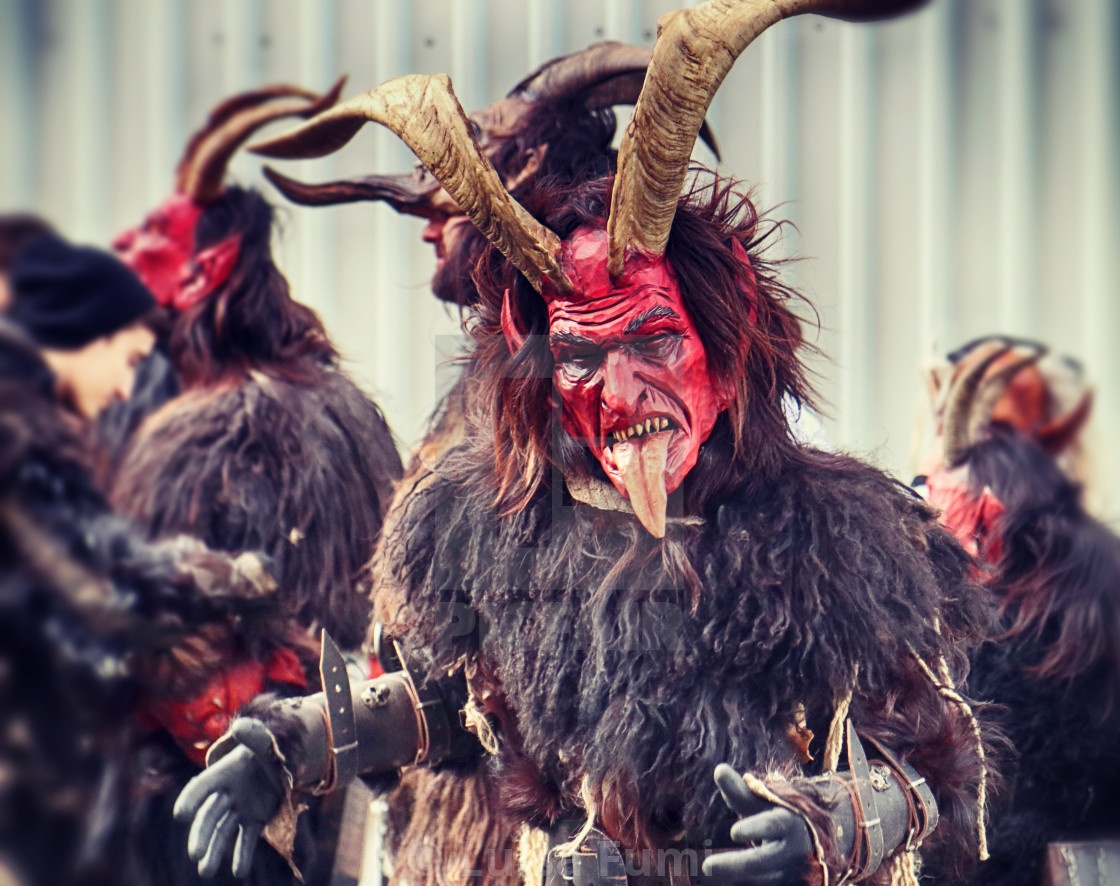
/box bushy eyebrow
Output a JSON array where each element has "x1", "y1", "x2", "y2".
[
  {"x1": 624, "y1": 305, "x2": 681, "y2": 336},
  {"x1": 550, "y1": 330, "x2": 597, "y2": 349}
]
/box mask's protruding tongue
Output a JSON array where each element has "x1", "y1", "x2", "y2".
[{"x1": 613, "y1": 432, "x2": 670, "y2": 538}]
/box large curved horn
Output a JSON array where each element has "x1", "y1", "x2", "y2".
[
  {"x1": 965, "y1": 345, "x2": 1047, "y2": 443},
  {"x1": 940, "y1": 340, "x2": 1013, "y2": 466},
  {"x1": 262, "y1": 166, "x2": 442, "y2": 217},
  {"x1": 512, "y1": 41, "x2": 653, "y2": 103},
  {"x1": 176, "y1": 76, "x2": 347, "y2": 205},
  {"x1": 251, "y1": 74, "x2": 570, "y2": 295},
  {"x1": 512, "y1": 41, "x2": 721, "y2": 160},
  {"x1": 607, "y1": 0, "x2": 927, "y2": 277},
  {"x1": 259, "y1": 44, "x2": 720, "y2": 220}
]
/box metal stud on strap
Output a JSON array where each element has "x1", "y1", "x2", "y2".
[{"x1": 862, "y1": 734, "x2": 939, "y2": 849}]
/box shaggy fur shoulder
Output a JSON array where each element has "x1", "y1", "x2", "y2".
[
  {"x1": 380, "y1": 446, "x2": 995, "y2": 878},
  {"x1": 113, "y1": 368, "x2": 402, "y2": 649},
  {"x1": 939, "y1": 633, "x2": 1120, "y2": 886}
]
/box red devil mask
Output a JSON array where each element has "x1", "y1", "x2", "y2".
[
  {"x1": 112, "y1": 192, "x2": 240, "y2": 313},
  {"x1": 508, "y1": 226, "x2": 727, "y2": 536}
]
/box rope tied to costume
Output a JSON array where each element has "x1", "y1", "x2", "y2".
[
  {"x1": 550, "y1": 776, "x2": 600, "y2": 858},
  {"x1": 823, "y1": 666, "x2": 858, "y2": 774},
  {"x1": 907, "y1": 646, "x2": 989, "y2": 861}
]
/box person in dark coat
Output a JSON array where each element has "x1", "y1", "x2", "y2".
[{"x1": 0, "y1": 239, "x2": 278, "y2": 886}]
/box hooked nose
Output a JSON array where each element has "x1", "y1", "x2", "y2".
[
  {"x1": 421, "y1": 216, "x2": 446, "y2": 245},
  {"x1": 600, "y1": 350, "x2": 647, "y2": 418}
]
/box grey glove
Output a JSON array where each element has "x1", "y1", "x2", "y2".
[
  {"x1": 701, "y1": 763, "x2": 813, "y2": 886},
  {"x1": 172, "y1": 718, "x2": 289, "y2": 878}
]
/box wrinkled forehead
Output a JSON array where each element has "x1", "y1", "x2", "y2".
[{"x1": 546, "y1": 227, "x2": 683, "y2": 329}]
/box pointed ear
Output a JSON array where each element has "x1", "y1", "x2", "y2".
[
  {"x1": 500, "y1": 287, "x2": 529, "y2": 356},
  {"x1": 173, "y1": 235, "x2": 242, "y2": 312},
  {"x1": 1038, "y1": 390, "x2": 1093, "y2": 456},
  {"x1": 504, "y1": 146, "x2": 546, "y2": 192}
]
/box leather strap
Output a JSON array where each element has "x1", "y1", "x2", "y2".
[
  {"x1": 319, "y1": 630, "x2": 359, "y2": 789},
  {"x1": 845, "y1": 720, "x2": 885, "y2": 881},
  {"x1": 389, "y1": 640, "x2": 461, "y2": 767},
  {"x1": 862, "y1": 734, "x2": 939, "y2": 849}
]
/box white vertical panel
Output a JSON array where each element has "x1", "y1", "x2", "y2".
[
  {"x1": 526, "y1": 0, "x2": 564, "y2": 70},
  {"x1": 996, "y1": 0, "x2": 1037, "y2": 334},
  {"x1": 221, "y1": 0, "x2": 262, "y2": 92},
  {"x1": 143, "y1": 0, "x2": 188, "y2": 204},
  {"x1": 296, "y1": 0, "x2": 339, "y2": 329},
  {"x1": 1078, "y1": 0, "x2": 1115, "y2": 373},
  {"x1": 604, "y1": 0, "x2": 642, "y2": 43},
  {"x1": 1077, "y1": 0, "x2": 1120, "y2": 517},
  {"x1": 757, "y1": 19, "x2": 798, "y2": 227},
  {"x1": 451, "y1": 0, "x2": 487, "y2": 112},
  {"x1": 917, "y1": 0, "x2": 954, "y2": 358},
  {"x1": 68, "y1": 0, "x2": 112, "y2": 240},
  {"x1": 836, "y1": 25, "x2": 875, "y2": 446},
  {"x1": 0, "y1": 0, "x2": 36, "y2": 206},
  {"x1": 371, "y1": 0, "x2": 417, "y2": 441}
]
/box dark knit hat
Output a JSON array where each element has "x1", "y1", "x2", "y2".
[{"x1": 7, "y1": 234, "x2": 156, "y2": 350}]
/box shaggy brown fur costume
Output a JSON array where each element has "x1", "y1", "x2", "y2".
[
  {"x1": 0, "y1": 322, "x2": 286, "y2": 886},
  {"x1": 363, "y1": 50, "x2": 698, "y2": 886},
  {"x1": 108, "y1": 188, "x2": 401, "y2": 886},
  {"x1": 924, "y1": 431, "x2": 1120, "y2": 886},
  {"x1": 115, "y1": 368, "x2": 399, "y2": 649},
  {"x1": 370, "y1": 175, "x2": 998, "y2": 886},
  {"x1": 112, "y1": 187, "x2": 402, "y2": 650}
]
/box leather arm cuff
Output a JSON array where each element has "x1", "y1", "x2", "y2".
[
  {"x1": 764, "y1": 724, "x2": 940, "y2": 884},
  {"x1": 261, "y1": 673, "x2": 479, "y2": 793},
  {"x1": 830, "y1": 723, "x2": 940, "y2": 882}
]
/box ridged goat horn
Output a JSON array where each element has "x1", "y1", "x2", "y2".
[
  {"x1": 965, "y1": 344, "x2": 1047, "y2": 443},
  {"x1": 250, "y1": 74, "x2": 570, "y2": 295},
  {"x1": 512, "y1": 40, "x2": 721, "y2": 160},
  {"x1": 607, "y1": 0, "x2": 926, "y2": 278},
  {"x1": 254, "y1": 43, "x2": 718, "y2": 212},
  {"x1": 940, "y1": 340, "x2": 1013, "y2": 466},
  {"x1": 261, "y1": 166, "x2": 441, "y2": 216},
  {"x1": 176, "y1": 77, "x2": 347, "y2": 205}
]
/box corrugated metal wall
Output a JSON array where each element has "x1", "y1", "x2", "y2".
[{"x1": 3, "y1": 0, "x2": 1118, "y2": 514}]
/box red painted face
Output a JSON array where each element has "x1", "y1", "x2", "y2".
[
  {"x1": 112, "y1": 193, "x2": 203, "y2": 308},
  {"x1": 113, "y1": 192, "x2": 241, "y2": 313},
  {"x1": 543, "y1": 227, "x2": 727, "y2": 536}
]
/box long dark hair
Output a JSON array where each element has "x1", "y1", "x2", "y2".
[
  {"x1": 170, "y1": 186, "x2": 337, "y2": 387},
  {"x1": 966, "y1": 428, "x2": 1120, "y2": 686},
  {"x1": 465, "y1": 170, "x2": 817, "y2": 515},
  {"x1": 492, "y1": 99, "x2": 618, "y2": 190}
]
